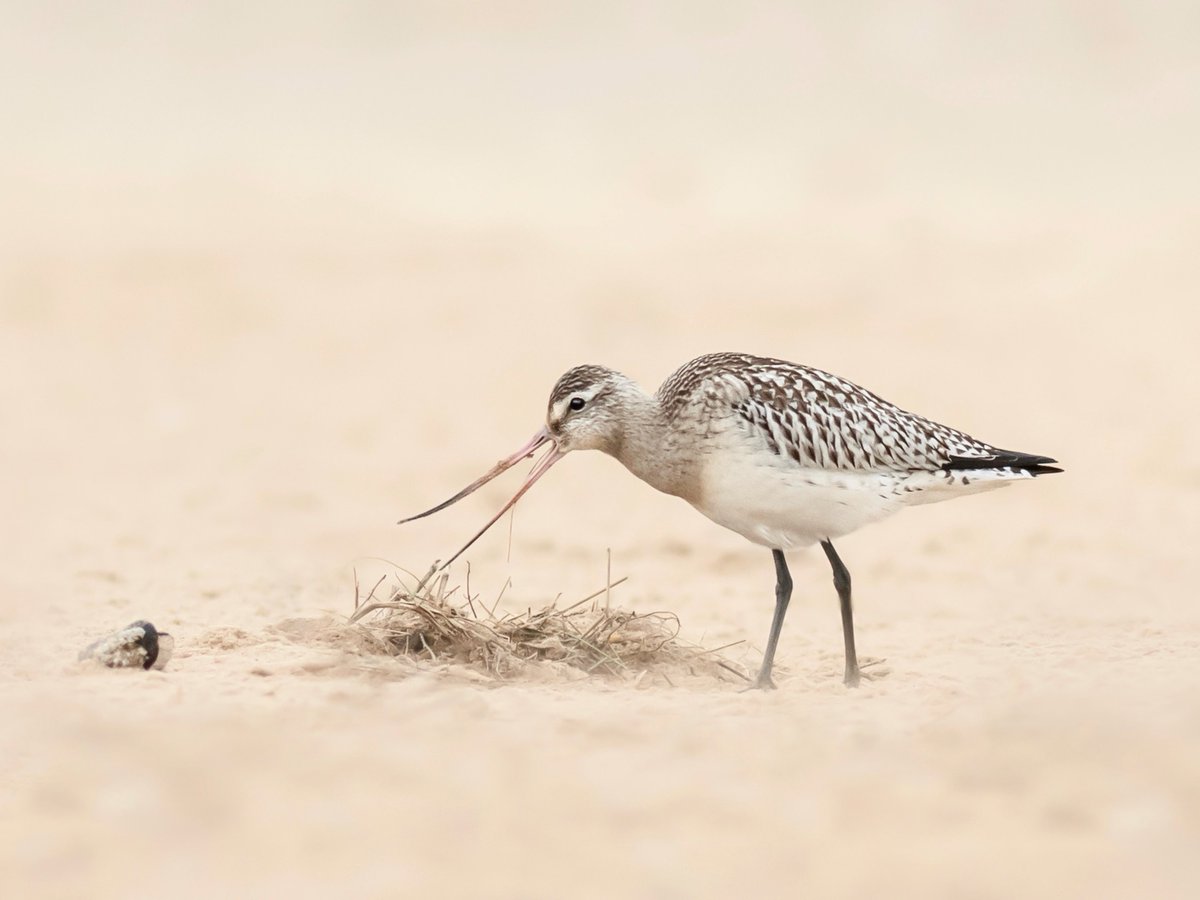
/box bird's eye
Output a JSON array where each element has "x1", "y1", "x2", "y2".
[{"x1": 569, "y1": 397, "x2": 586, "y2": 411}]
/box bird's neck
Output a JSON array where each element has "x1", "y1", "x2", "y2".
[{"x1": 606, "y1": 387, "x2": 693, "y2": 499}]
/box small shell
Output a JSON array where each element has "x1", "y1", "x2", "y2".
[{"x1": 79, "y1": 620, "x2": 173, "y2": 671}]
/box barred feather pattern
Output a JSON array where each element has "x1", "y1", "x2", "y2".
[{"x1": 659, "y1": 353, "x2": 1005, "y2": 474}]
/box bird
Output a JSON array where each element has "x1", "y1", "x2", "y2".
[{"x1": 400, "y1": 352, "x2": 1060, "y2": 688}]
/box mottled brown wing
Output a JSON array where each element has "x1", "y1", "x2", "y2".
[{"x1": 658, "y1": 353, "x2": 1042, "y2": 474}]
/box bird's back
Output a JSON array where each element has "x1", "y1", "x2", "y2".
[{"x1": 653, "y1": 353, "x2": 1058, "y2": 547}]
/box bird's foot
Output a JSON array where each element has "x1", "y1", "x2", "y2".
[
  {"x1": 743, "y1": 670, "x2": 778, "y2": 691},
  {"x1": 844, "y1": 657, "x2": 889, "y2": 688}
]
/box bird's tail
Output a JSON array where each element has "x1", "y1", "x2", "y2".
[{"x1": 943, "y1": 451, "x2": 1063, "y2": 476}]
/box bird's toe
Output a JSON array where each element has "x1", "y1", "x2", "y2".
[
  {"x1": 845, "y1": 657, "x2": 890, "y2": 687},
  {"x1": 745, "y1": 673, "x2": 778, "y2": 691}
]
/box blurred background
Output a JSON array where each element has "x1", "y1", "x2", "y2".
[
  {"x1": 2, "y1": 3, "x2": 1198, "y2": 898},
  {"x1": 4, "y1": 0, "x2": 1197, "y2": 625},
  {"x1": 3, "y1": 0, "x2": 1196, "y2": 585}
]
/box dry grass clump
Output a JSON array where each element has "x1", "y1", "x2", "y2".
[{"x1": 347, "y1": 563, "x2": 748, "y2": 685}]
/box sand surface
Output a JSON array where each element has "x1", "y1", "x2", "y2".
[{"x1": 3, "y1": 4, "x2": 1199, "y2": 898}]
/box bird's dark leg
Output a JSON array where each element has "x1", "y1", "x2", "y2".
[
  {"x1": 753, "y1": 549, "x2": 792, "y2": 690},
  {"x1": 821, "y1": 539, "x2": 860, "y2": 687}
]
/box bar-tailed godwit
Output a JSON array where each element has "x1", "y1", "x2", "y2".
[{"x1": 401, "y1": 353, "x2": 1060, "y2": 688}]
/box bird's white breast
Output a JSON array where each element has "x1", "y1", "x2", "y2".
[{"x1": 691, "y1": 446, "x2": 907, "y2": 549}]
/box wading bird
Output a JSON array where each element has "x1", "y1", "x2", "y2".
[{"x1": 400, "y1": 353, "x2": 1060, "y2": 688}]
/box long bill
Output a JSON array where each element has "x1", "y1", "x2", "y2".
[{"x1": 397, "y1": 427, "x2": 566, "y2": 570}]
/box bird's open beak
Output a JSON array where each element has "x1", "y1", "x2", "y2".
[{"x1": 398, "y1": 426, "x2": 565, "y2": 568}]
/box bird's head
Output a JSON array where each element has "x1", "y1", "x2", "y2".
[{"x1": 544, "y1": 364, "x2": 632, "y2": 454}]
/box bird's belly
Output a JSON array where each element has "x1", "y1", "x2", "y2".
[{"x1": 691, "y1": 458, "x2": 905, "y2": 550}]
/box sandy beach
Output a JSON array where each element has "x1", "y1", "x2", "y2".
[{"x1": 2, "y1": 4, "x2": 1199, "y2": 898}]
